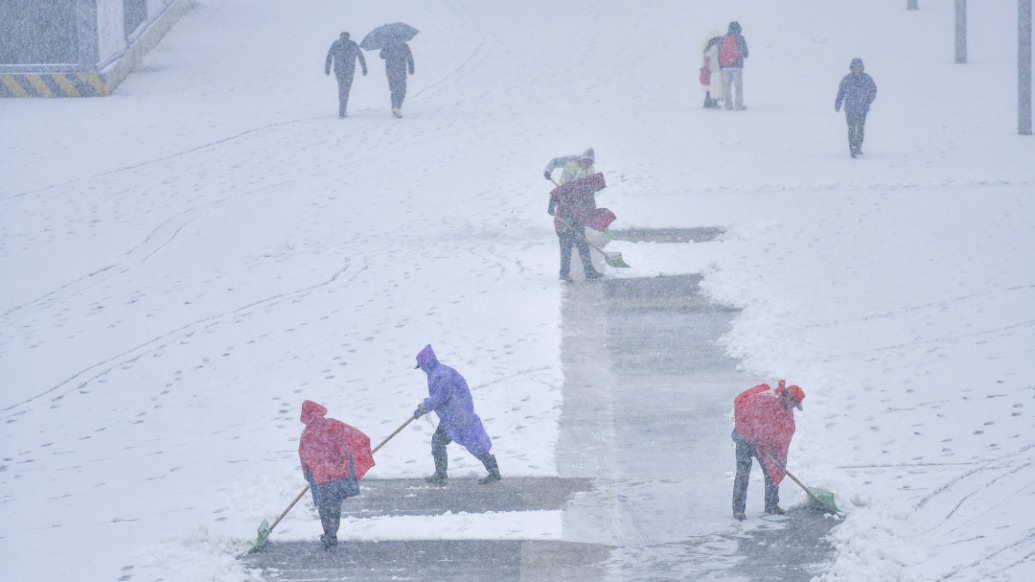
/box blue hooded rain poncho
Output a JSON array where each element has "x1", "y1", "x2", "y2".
[{"x1": 414, "y1": 345, "x2": 492, "y2": 456}]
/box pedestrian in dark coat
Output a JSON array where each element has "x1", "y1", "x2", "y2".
[
  {"x1": 412, "y1": 344, "x2": 501, "y2": 484},
  {"x1": 731, "y1": 380, "x2": 805, "y2": 520},
  {"x1": 718, "y1": 21, "x2": 749, "y2": 110},
  {"x1": 835, "y1": 57, "x2": 878, "y2": 157},
  {"x1": 325, "y1": 32, "x2": 367, "y2": 119},
  {"x1": 380, "y1": 42, "x2": 414, "y2": 118},
  {"x1": 299, "y1": 400, "x2": 375, "y2": 549}
]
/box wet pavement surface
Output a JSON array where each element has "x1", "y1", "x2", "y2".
[{"x1": 244, "y1": 247, "x2": 838, "y2": 580}]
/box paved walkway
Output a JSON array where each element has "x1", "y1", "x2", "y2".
[{"x1": 243, "y1": 264, "x2": 837, "y2": 580}]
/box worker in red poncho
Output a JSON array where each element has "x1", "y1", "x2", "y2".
[
  {"x1": 731, "y1": 380, "x2": 805, "y2": 520},
  {"x1": 299, "y1": 400, "x2": 375, "y2": 549}
]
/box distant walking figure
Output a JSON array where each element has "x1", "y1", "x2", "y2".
[
  {"x1": 701, "y1": 30, "x2": 725, "y2": 108},
  {"x1": 325, "y1": 32, "x2": 367, "y2": 119},
  {"x1": 835, "y1": 58, "x2": 878, "y2": 158},
  {"x1": 718, "y1": 21, "x2": 749, "y2": 110},
  {"x1": 380, "y1": 42, "x2": 415, "y2": 118}
]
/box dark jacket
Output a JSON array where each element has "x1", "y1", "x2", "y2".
[
  {"x1": 380, "y1": 43, "x2": 415, "y2": 78},
  {"x1": 718, "y1": 33, "x2": 749, "y2": 68},
  {"x1": 835, "y1": 72, "x2": 877, "y2": 114},
  {"x1": 325, "y1": 39, "x2": 367, "y2": 76}
]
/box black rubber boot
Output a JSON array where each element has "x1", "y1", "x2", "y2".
[
  {"x1": 477, "y1": 454, "x2": 501, "y2": 484},
  {"x1": 426, "y1": 433, "x2": 449, "y2": 484}
]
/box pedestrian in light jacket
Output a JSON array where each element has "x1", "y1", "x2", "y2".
[
  {"x1": 835, "y1": 57, "x2": 878, "y2": 157},
  {"x1": 701, "y1": 30, "x2": 725, "y2": 108},
  {"x1": 380, "y1": 42, "x2": 414, "y2": 118},
  {"x1": 731, "y1": 380, "x2": 805, "y2": 520},
  {"x1": 412, "y1": 344, "x2": 501, "y2": 484},
  {"x1": 325, "y1": 32, "x2": 367, "y2": 119}
]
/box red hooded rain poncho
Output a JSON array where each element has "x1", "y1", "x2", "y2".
[
  {"x1": 299, "y1": 400, "x2": 375, "y2": 485},
  {"x1": 733, "y1": 382, "x2": 797, "y2": 485}
]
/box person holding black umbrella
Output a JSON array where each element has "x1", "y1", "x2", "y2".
[
  {"x1": 381, "y1": 42, "x2": 415, "y2": 118},
  {"x1": 324, "y1": 32, "x2": 367, "y2": 119},
  {"x1": 359, "y1": 23, "x2": 419, "y2": 118}
]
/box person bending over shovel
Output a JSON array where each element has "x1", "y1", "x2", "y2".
[
  {"x1": 412, "y1": 344, "x2": 501, "y2": 485},
  {"x1": 543, "y1": 148, "x2": 606, "y2": 282},
  {"x1": 731, "y1": 380, "x2": 805, "y2": 520},
  {"x1": 299, "y1": 400, "x2": 375, "y2": 549}
]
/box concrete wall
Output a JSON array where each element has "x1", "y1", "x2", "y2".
[
  {"x1": 0, "y1": 0, "x2": 193, "y2": 97},
  {"x1": 96, "y1": 0, "x2": 127, "y2": 66}
]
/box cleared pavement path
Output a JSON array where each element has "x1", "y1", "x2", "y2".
[{"x1": 244, "y1": 267, "x2": 837, "y2": 580}]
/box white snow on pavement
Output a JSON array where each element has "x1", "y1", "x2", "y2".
[{"x1": 2, "y1": 1, "x2": 1033, "y2": 581}]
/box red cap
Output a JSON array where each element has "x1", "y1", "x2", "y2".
[{"x1": 786, "y1": 384, "x2": 805, "y2": 409}]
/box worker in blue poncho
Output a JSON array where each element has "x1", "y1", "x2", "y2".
[{"x1": 412, "y1": 344, "x2": 501, "y2": 484}]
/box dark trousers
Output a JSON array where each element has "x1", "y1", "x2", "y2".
[
  {"x1": 388, "y1": 72, "x2": 407, "y2": 109},
  {"x1": 846, "y1": 111, "x2": 868, "y2": 152},
  {"x1": 557, "y1": 226, "x2": 598, "y2": 278},
  {"x1": 431, "y1": 425, "x2": 451, "y2": 474},
  {"x1": 732, "y1": 430, "x2": 779, "y2": 513},
  {"x1": 311, "y1": 479, "x2": 355, "y2": 542},
  {"x1": 431, "y1": 425, "x2": 496, "y2": 475},
  {"x1": 335, "y1": 71, "x2": 355, "y2": 117}
]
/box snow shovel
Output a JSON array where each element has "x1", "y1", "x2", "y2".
[
  {"x1": 246, "y1": 416, "x2": 415, "y2": 554},
  {"x1": 758, "y1": 449, "x2": 841, "y2": 515},
  {"x1": 580, "y1": 231, "x2": 630, "y2": 268},
  {"x1": 553, "y1": 214, "x2": 630, "y2": 269},
  {"x1": 549, "y1": 178, "x2": 629, "y2": 269}
]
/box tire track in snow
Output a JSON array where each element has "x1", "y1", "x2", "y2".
[
  {"x1": 813, "y1": 319, "x2": 1035, "y2": 363},
  {"x1": 802, "y1": 284, "x2": 1035, "y2": 329},
  {"x1": 915, "y1": 444, "x2": 1035, "y2": 511},
  {"x1": 2, "y1": 207, "x2": 206, "y2": 319},
  {"x1": 1, "y1": 259, "x2": 363, "y2": 416},
  {"x1": 2, "y1": 116, "x2": 328, "y2": 202}
]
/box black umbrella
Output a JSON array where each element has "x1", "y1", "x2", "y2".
[{"x1": 359, "y1": 22, "x2": 419, "y2": 51}]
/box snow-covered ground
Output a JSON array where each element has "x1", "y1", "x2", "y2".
[{"x1": 2, "y1": 1, "x2": 1033, "y2": 580}]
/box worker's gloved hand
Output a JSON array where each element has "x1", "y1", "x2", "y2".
[
  {"x1": 543, "y1": 171, "x2": 552, "y2": 181},
  {"x1": 413, "y1": 406, "x2": 424, "y2": 420}
]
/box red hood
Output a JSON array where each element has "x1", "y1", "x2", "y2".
[{"x1": 301, "y1": 400, "x2": 327, "y2": 425}]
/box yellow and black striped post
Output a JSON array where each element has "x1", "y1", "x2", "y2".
[{"x1": 0, "y1": 73, "x2": 109, "y2": 98}]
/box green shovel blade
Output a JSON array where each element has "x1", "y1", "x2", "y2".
[
  {"x1": 604, "y1": 252, "x2": 630, "y2": 268},
  {"x1": 247, "y1": 519, "x2": 271, "y2": 554},
  {"x1": 808, "y1": 488, "x2": 840, "y2": 514}
]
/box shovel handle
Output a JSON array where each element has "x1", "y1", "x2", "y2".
[
  {"x1": 554, "y1": 215, "x2": 610, "y2": 256},
  {"x1": 267, "y1": 484, "x2": 311, "y2": 534},
  {"x1": 757, "y1": 448, "x2": 823, "y2": 505},
  {"x1": 262, "y1": 415, "x2": 414, "y2": 540},
  {"x1": 372, "y1": 416, "x2": 415, "y2": 454}
]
